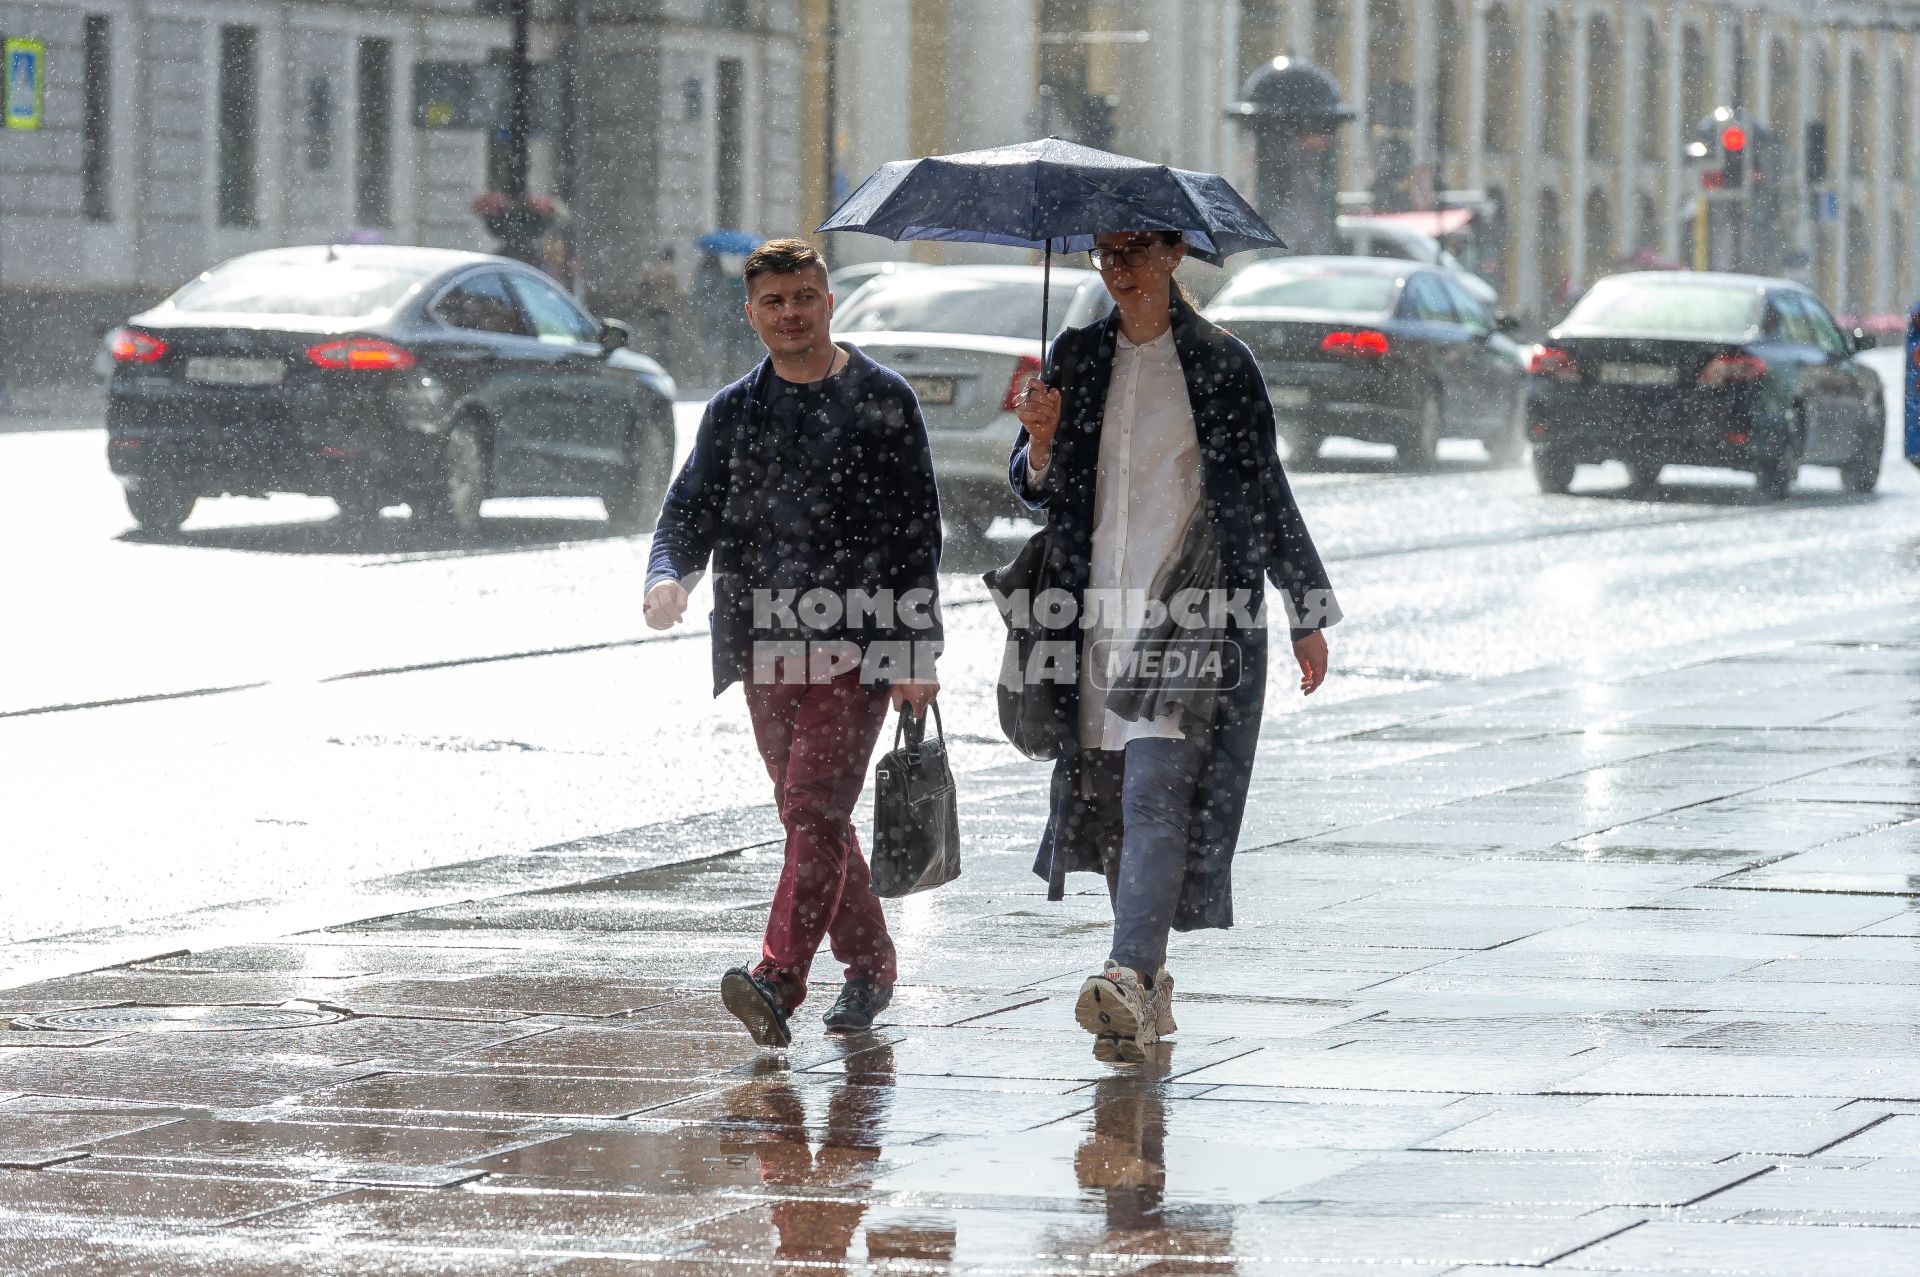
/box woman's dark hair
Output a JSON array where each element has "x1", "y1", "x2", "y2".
[{"x1": 1154, "y1": 231, "x2": 1200, "y2": 309}]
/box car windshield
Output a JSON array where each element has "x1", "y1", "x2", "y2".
[
  {"x1": 1563, "y1": 281, "x2": 1761, "y2": 339},
  {"x1": 168, "y1": 258, "x2": 435, "y2": 319},
  {"x1": 1209, "y1": 268, "x2": 1399, "y2": 315},
  {"x1": 835, "y1": 277, "x2": 1051, "y2": 339}
]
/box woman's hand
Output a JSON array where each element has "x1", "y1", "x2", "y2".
[
  {"x1": 1014, "y1": 376, "x2": 1062, "y2": 469},
  {"x1": 1293, "y1": 630, "x2": 1328, "y2": 695}
]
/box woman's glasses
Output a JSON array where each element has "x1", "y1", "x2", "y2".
[{"x1": 1088, "y1": 241, "x2": 1159, "y2": 271}]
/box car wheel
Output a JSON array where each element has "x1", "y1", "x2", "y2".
[
  {"x1": 1484, "y1": 395, "x2": 1527, "y2": 467},
  {"x1": 124, "y1": 480, "x2": 197, "y2": 534},
  {"x1": 411, "y1": 416, "x2": 489, "y2": 532},
  {"x1": 604, "y1": 415, "x2": 673, "y2": 534},
  {"x1": 1841, "y1": 428, "x2": 1882, "y2": 493},
  {"x1": 334, "y1": 491, "x2": 388, "y2": 526},
  {"x1": 1401, "y1": 392, "x2": 1442, "y2": 471},
  {"x1": 1531, "y1": 448, "x2": 1576, "y2": 494},
  {"x1": 1623, "y1": 460, "x2": 1662, "y2": 497}
]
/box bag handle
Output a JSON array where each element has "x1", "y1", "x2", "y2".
[{"x1": 892, "y1": 699, "x2": 944, "y2": 762}]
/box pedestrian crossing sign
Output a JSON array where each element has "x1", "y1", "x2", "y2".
[{"x1": 5, "y1": 38, "x2": 44, "y2": 131}]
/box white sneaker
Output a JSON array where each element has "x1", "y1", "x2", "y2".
[
  {"x1": 1075, "y1": 960, "x2": 1150, "y2": 1044},
  {"x1": 1150, "y1": 966, "x2": 1176, "y2": 1037}
]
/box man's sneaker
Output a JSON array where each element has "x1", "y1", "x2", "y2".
[
  {"x1": 721, "y1": 966, "x2": 792, "y2": 1048},
  {"x1": 1150, "y1": 966, "x2": 1177, "y2": 1037},
  {"x1": 1075, "y1": 960, "x2": 1150, "y2": 1044},
  {"x1": 822, "y1": 977, "x2": 892, "y2": 1033}
]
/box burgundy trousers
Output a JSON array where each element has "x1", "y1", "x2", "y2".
[{"x1": 743, "y1": 668, "x2": 896, "y2": 1008}]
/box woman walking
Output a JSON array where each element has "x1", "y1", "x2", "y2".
[{"x1": 1010, "y1": 229, "x2": 1340, "y2": 1063}]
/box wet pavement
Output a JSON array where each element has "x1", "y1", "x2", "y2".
[{"x1": 3, "y1": 602, "x2": 1918, "y2": 1273}]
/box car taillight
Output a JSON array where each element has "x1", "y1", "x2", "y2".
[
  {"x1": 1698, "y1": 353, "x2": 1766, "y2": 387},
  {"x1": 1321, "y1": 330, "x2": 1390, "y2": 358},
  {"x1": 308, "y1": 337, "x2": 417, "y2": 371},
  {"x1": 108, "y1": 328, "x2": 167, "y2": 364},
  {"x1": 1002, "y1": 353, "x2": 1045, "y2": 411},
  {"x1": 1527, "y1": 345, "x2": 1581, "y2": 382}
]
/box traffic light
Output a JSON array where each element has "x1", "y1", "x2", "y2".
[{"x1": 1721, "y1": 124, "x2": 1747, "y2": 189}]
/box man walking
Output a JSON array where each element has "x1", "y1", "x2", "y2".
[{"x1": 645, "y1": 238, "x2": 941, "y2": 1047}]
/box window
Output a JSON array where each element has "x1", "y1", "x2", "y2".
[
  {"x1": 171, "y1": 256, "x2": 433, "y2": 318},
  {"x1": 356, "y1": 39, "x2": 394, "y2": 227},
  {"x1": 837, "y1": 276, "x2": 1067, "y2": 338},
  {"x1": 1207, "y1": 267, "x2": 1400, "y2": 316},
  {"x1": 434, "y1": 272, "x2": 532, "y2": 336},
  {"x1": 303, "y1": 76, "x2": 334, "y2": 172},
  {"x1": 508, "y1": 273, "x2": 600, "y2": 344},
  {"x1": 217, "y1": 25, "x2": 259, "y2": 226},
  {"x1": 1586, "y1": 15, "x2": 1618, "y2": 161},
  {"x1": 1442, "y1": 279, "x2": 1493, "y2": 333},
  {"x1": 1769, "y1": 293, "x2": 1819, "y2": 349},
  {"x1": 1639, "y1": 21, "x2": 1666, "y2": 163},
  {"x1": 1796, "y1": 292, "x2": 1848, "y2": 357},
  {"x1": 714, "y1": 58, "x2": 745, "y2": 230},
  {"x1": 82, "y1": 15, "x2": 111, "y2": 222},
  {"x1": 1542, "y1": 13, "x2": 1568, "y2": 158},
  {"x1": 1483, "y1": 4, "x2": 1519, "y2": 154},
  {"x1": 1404, "y1": 275, "x2": 1458, "y2": 324},
  {"x1": 1562, "y1": 280, "x2": 1761, "y2": 340}
]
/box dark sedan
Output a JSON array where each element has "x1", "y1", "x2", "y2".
[
  {"x1": 103, "y1": 244, "x2": 677, "y2": 534},
  {"x1": 1526, "y1": 272, "x2": 1882, "y2": 499},
  {"x1": 1203, "y1": 256, "x2": 1529, "y2": 469}
]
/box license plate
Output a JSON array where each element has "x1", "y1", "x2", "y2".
[
  {"x1": 907, "y1": 376, "x2": 956, "y2": 406},
  {"x1": 1598, "y1": 362, "x2": 1677, "y2": 387},
  {"x1": 1269, "y1": 385, "x2": 1311, "y2": 409},
  {"x1": 186, "y1": 356, "x2": 285, "y2": 387}
]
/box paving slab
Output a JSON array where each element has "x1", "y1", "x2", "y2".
[
  {"x1": 1, "y1": 611, "x2": 1916, "y2": 1270},
  {"x1": 1571, "y1": 1219, "x2": 1920, "y2": 1275}
]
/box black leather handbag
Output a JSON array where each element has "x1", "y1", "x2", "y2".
[{"x1": 871, "y1": 703, "x2": 961, "y2": 898}]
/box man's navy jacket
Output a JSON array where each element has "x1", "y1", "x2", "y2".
[{"x1": 646, "y1": 343, "x2": 943, "y2": 696}]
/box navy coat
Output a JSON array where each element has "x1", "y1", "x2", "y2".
[
  {"x1": 648, "y1": 344, "x2": 943, "y2": 696},
  {"x1": 1008, "y1": 296, "x2": 1340, "y2": 931}
]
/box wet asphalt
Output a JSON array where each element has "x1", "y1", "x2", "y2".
[{"x1": 0, "y1": 356, "x2": 1916, "y2": 1271}]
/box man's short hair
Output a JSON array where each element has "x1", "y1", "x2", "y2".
[{"x1": 744, "y1": 238, "x2": 829, "y2": 287}]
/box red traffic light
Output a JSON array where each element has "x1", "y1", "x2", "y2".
[{"x1": 1721, "y1": 125, "x2": 1747, "y2": 153}]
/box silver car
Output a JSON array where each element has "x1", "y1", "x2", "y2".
[{"x1": 833, "y1": 264, "x2": 1112, "y2": 539}]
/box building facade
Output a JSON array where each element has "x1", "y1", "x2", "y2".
[
  {"x1": 806, "y1": 0, "x2": 1920, "y2": 323},
  {"x1": 7, "y1": 0, "x2": 1919, "y2": 383},
  {"x1": 0, "y1": 0, "x2": 805, "y2": 382}
]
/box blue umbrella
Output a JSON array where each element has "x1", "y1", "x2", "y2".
[
  {"x1": 817, "y1": 136, "x2": 1284, "y2": 343},
  {"x1": 695, "y1": 229, "x2": 764, "y2": 256}
]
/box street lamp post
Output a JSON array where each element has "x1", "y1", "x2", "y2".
[
  {"x1": 823, "y1": 0, "x2": 839, "y2": 225},
  {"x1": 499, "y1": 0, "x2": 539, "y2": 264}
]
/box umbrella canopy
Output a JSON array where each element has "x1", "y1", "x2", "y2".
[
  {"x1": 818, "y1": 137, "x2": 1283, "y2": 353},
  {"x1": 818, "y1": 137, "x2": 1282, "y2": 264},
  {"x1": 694, "y1": 229, "x2": 764, "y2": 256}
]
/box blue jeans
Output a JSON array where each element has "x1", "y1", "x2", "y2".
[{"x1": 1084, "y1": 739, "x2": 1205, "y2": 978}]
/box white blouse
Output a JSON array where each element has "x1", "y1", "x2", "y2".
[{"x1": 1028, "y1": 325, "x2": 1205, "y2": 751}]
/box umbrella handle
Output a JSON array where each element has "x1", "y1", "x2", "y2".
[{"x1": 1040, "y1": 239, "x2": 1052, "y2": 382}]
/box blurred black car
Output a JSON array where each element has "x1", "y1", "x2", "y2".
[
  {"x1": 103, "y1": 244, "x2": 677, "y2": 534},
  {"x1": 1202, "y1": 256, "x2": 1529, "y2": 469},
  {"x1": 1526, "y1": 272, "x2": 1881, "y2": 499}
]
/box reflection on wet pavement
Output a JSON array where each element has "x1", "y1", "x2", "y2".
[{"x1": 1, "y1": 615, "x2": 1918, "y2": 1272}]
